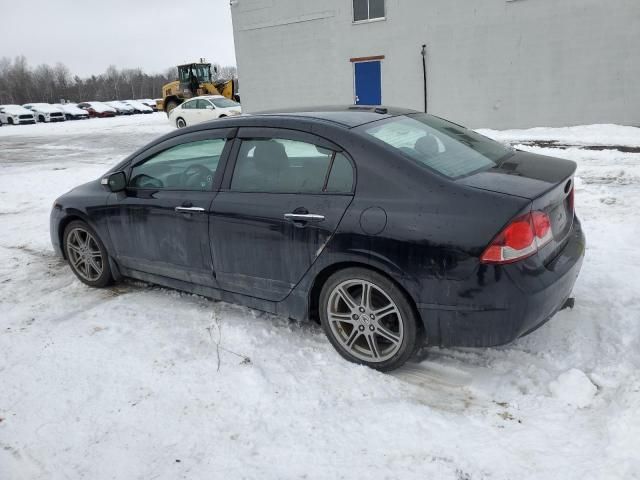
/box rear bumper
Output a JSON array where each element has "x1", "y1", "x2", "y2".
[{"x1": 422, "y1": 218, "x2": 585, "y2": 347}]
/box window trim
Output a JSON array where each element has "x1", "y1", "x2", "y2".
[
  {"x1": 352, "y1": 0, "x2": 386, "y2": 24},
  {"x1": 125, "y1": 129, "x2": 236, "y2": 192},
  {"x1": 221, "y1": 127, "x2": 356, "y2": 195}
]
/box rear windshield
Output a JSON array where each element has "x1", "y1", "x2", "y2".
[
  {"x1": 211, "y1": 98, "x2": 239, "y2": 108},
  {"x1": 361, "y1": 114, "x2": 512, "y2": 178}
]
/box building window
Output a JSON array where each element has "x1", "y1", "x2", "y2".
[{"x1": 353, "y1": 0, "x2": 385, "y2": 22}]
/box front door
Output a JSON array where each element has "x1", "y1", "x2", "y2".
[
  {"x1": 354, "y1": 60, "x2": 382, "y2": 105},
  {"x1": 106, "y1": 130, "x2": 232, "y2": 286},
  {"x1": 210, "y1": 128, "x2": 355, "y2": 301}
]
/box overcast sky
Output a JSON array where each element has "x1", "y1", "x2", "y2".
[{"x1": 2, "y1": 0, "x2": 236, "y2": 76}]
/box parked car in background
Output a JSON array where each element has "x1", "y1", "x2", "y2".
[
  {"x1": 49, "y1": 106, "x2": 584, "y2": 371},
  {"x1": 0, "y1": 104, "x2": 37, "y2": 125},
  {"x1": 122, "y1": 100, "x2": 153, "y2": 114},
  {"x1": 168, "y1": 95, "x2": 241, "y2": 128},
  {"x1": 77, "y1": 102, "x2": 117, "y2": 118},
  {"x1": 106, "y1": 101, "x2": 135, "y2": 115},
  {"x1": 23, "y1": 103, "x2": 66, "y2": 123},
  {"x1": 54, "y1": 103, "x2": 90, "y2": 120},
  {"x1": 138, "y1": 99, "x2": 158, "y2": 111}
]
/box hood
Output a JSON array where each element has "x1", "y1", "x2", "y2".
[
  {"x1": 2, "y1": 105, "x2": 33, "y2": 115},
  {"x1": 59, "y1": 104, "x2": 86, "y2": 114},
  {"x1": 29, "y1": 104, "x2": 61, "y2": 113},
  {"x1": 456, "y1": 150, "x2": 577, "y2": 200},
  {"x1": 90, "y1": 103, "x2": 115, "y2": 113}
]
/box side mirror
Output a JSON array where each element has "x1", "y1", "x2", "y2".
[
  {"x1": 101, "y1": 171, "x2": 127, "y2": 192},
  {"x1": 205, "y1": 105, "x2": 214, "y2": 110}
]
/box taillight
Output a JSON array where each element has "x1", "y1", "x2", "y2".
[{"x1": 480, "y1": 211, "x2": 553, "y2": 264}]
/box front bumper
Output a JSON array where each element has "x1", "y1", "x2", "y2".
[
  {"x1": 50, "y1": 205, "x2": 64, "y2": 258},
  {"x1": 422, "y1": 218, "x2": 585, "y2": 347}
]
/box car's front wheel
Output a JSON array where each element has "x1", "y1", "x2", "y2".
[
  {"x1": 176, "y1": 117, "x2": 186, "y2": 128},
  {"x1": 319, "y1": 267, "x2": 420, "y2": 371},
  {"x1": 165, "y1": 99, "x2": 178, "y2": 115},
  {"x1": 63, "y1": 220, "x2": 113, "y2": 288}
]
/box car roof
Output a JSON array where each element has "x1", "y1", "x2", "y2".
[
  {"x1": 142, "y1": 105, "x2": 420, "y2": 157},
  {"x1": 253, "y1": 105, "x2": 419, "y2": 128},
  {"x1": 187, "y1": 95, "x2": 224, "y2": 100}
]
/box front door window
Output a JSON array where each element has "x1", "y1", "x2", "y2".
[{"x1": 129, "y1": 139, "x2": 226, "y2": 191}]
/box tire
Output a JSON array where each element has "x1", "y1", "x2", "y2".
[
  {"x1": 38, "y1": 115, "x2": 45, "y2": 123},
  {"x1": 176, "y1": 117, "x2": 186, "y2": 128},
  {"x1": 319, "y1": 267, "x2": 419, "y2": 371},
  {"x1": 8, "y1": 118, "x2": 14, "y2": 125},
  {"x1": 63, "y1": 220, "x2": 113, "y2": 288},
  {"x1": 165, "y1": 99, "x2": 178, "y2": 115}
]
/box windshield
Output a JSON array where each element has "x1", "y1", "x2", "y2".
[
  {"x1": 194, "y1": 64, "x2": 212, "y2": 82},
  {"x1": 180, "y1": 64, "x2": 212, "y2": 83},
  {"x1": 361, "y1": 114, "x2": 513, "y2": 179},
  {"x1": 211, "y1": 98, "x2": 239, "y2": 108}
]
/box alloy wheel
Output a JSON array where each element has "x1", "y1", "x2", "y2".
[
  {"x1": 327, "y1": 279, "x2": 404, "y2": 362},
  {"x1": 66, "y1": 227, "x2": 104, "y2": 282}
]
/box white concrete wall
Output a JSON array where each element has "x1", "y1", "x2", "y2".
[{"x1": 231, "y1": 0, "x2": 640, "y2": 129}]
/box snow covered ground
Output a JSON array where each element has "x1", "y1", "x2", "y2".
[{"x1": 1, "y1": 114, "x2": 639, "y2": 479}]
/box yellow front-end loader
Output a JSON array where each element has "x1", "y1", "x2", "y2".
[{"x1": 158, "y1": 60, "x2": 239, "y2": 114}]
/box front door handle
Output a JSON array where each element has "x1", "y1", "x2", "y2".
[
  {"x1": 175, "y1": 206, "x2": 205, "y2": 214},
  {"x1": 284, "y1": 213, "x2": 325, "y2": 223}
]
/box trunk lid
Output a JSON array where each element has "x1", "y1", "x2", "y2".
[{"x1": 459, "y1": 150, "x2": 577, "y2": 263}]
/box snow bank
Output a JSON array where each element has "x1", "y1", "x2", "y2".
[
  {"x1": 478, "y1": 123, "x2": 640, "y2": 147},
  {"x1": 549, "y1": 369, "x2": 598, "y2": 408}
]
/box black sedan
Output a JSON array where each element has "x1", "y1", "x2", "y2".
[{"x1": 50, "y1": 106, "x2": 585, "y2": 371}]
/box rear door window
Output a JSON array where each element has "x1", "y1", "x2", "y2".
[{"x1": 231, "y1": 137, "x2": 354, "y2": 194}]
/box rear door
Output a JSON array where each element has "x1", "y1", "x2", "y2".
[
  {"x1": 106, "y1": 129, "x2": 234, "y2": 286},
  {"x1": 210, "y1": 128, "x2": 356, "y2": 301},
  {"x1": 180, "y1": 99, "x2": 198, "y2": 124}
]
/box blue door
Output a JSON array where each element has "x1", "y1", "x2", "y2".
[{"x1": 354, "y1": 61, "x2": 382, "y2": 105}]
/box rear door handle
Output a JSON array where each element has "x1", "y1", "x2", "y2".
[
  {"x1": 175, "y1": 206, "x2": 205, "y2": 214},
  {"x1": 284, "y1": 213, "x2": 325, "y2": 223}
]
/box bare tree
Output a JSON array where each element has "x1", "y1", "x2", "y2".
[{"x1": 0, "y1": 56, "x2": 236, "y2": 104}]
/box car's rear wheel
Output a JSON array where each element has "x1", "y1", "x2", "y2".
[
  {"x1": 319, "y1": 267, "x2": 419, "y2": 371},
  {"x1": 63, "y1": 220, "x2": 113, "y2": 288},
  {"x1": 176, "y1": 117, "x2": 186, "y2": 128},
  {"x1": 38, "y1": 115, "x2": 45, "y2": 122}
]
